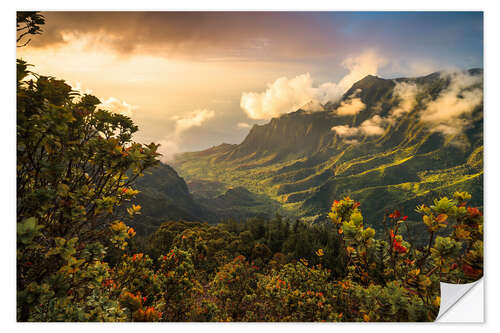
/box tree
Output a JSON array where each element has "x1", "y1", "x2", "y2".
[
  {"x1": 17, "y1": 11, "x2": 45, "y2": 47},
  {"x1": 17, "y1": 59, "x2": 160, "y2": 321}
]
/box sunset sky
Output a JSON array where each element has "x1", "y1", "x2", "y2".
[{"x1": 16, "y1": 11, "x2": 483, "y2": 160}]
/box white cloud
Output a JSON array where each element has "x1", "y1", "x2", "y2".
[
  {"x1": 174, "y1": 109, "x2": 215, "y2": 134},
  {"x1": 331, "y1": 70, "x2": 482, "y2": 141},
  {"x1": 336, "y1": 97, "x2": 366, "y2": 116},
  {"x1": 240, "y1": 51, "x2": 384, "y2": 120},
  {"x1": 67, "y1": 81, "x2": 93, "y2": 95},
  {"x1": 332, "y1": 115, "x2": 389, "y2": 138},
  {"x1": 157, "y1": 139, "x2": 181, "y2": 162},
  {"x1": 240, "y1": 73, "x2": 316, "y2": 120},
  {"x1": 100, "y1": 97, "x2": 137, "y2": 117},
  {"x1": 158, "y1": 109, "x2": 215, "y2": 162},
  {"x1": 237, "y1": 122, "x2": 252, "y2": 129},
  {"x1": 390, "y1": 82, "x2": 419, "y2": 118},
  {"x1": 337, "y1": 51, "x2": 385, "y2": 91},
  {"x1": 67, "y1": 81, "x2": 137, "y2": 117},
  {"x1": 419, "y1": 71, "x2": 482, "y2": 135},
  {"x1": 359, "y1": 115, "x2": 390, "y2": 136},
  {"x1": 331, "y1": 125, "x2": 359, "y2": 137}
]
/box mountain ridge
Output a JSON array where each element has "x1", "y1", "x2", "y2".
[{"x1": 168, "y1": 68, "x2": 483, "y2": 233}]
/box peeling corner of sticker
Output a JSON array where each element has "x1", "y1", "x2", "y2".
[{"x1": 436, "y1": 278, "x2": 483, "y2": 322}]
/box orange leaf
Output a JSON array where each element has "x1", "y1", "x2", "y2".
[{"x1": 435, "y1": 214, "x2": 448, "y2": 223}]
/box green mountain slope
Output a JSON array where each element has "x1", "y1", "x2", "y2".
[{"x1": 171, "y1": 69, "x2": 483, "y2": 231}]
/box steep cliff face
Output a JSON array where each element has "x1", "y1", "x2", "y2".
[
  {"x1": 126, "y1": 163, "x2": 213, "y2": 234},
  {"x1": 232, "y1": 111, "x2": 336, "y2": 158}
]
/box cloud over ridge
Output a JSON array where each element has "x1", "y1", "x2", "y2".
[
  {"x1": 240, "y1": 51, "x2": 384, "y2": 120},
  {"x1": 331, "y1": 70, "x2": 483, "y2": 141},
  {"x1": 336, "y1": 96, "x2": 366, "y2": 116},
  {"x1": 419, "y1": 71, "x2": 483, "y2": 135}
]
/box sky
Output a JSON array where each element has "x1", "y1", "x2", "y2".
[{"x1": 16, "y1": 11, "x2": 483, "y2": 160}]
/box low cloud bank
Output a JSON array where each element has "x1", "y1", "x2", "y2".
[
  {"x1": 331, "y1": 70, "x2": 482, "y2": 141},
  {"x1": 332, "y1": 115, "x2": 390, "y2": 138},
  {"x1": 420, "y1": 71, "x2": 483, "y2": 135},
  {"x1": 336, "y1": 95, "x2": 366, "y2": 116},
  {"x1": 390, "y1": 82, "x2": 419, "y2": 118},
  {"x1": 332, "y1": 80, "x2": 418, "y2": 138},
  {"x1": 158, "y1": 109, "x2": 215, "y2": 162}
]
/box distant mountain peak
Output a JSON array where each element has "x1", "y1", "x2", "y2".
[{"x1": 352, "y1": 74, "x2": 390, "y2": 88}]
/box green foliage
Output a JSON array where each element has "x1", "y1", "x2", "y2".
[
  {"x1": 114, "y1": 192, "x2": 480, "y2": 322},
  {"x1": 321, "y1": 193, "x2": 482, "y2": 321},
  {"x1": 253, "y1": 261, "x2": 341, "y2": 321},
  {"x1": 209, "y1": 255, "x2": 259, "y2": 321},
  {"x1": 17, "y1": 60, "x2": 160, "y2": 321}
]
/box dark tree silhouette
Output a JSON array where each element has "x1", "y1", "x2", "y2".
[{"x1": 17, "y1": 11, "x2": 45, "y2": 47}]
